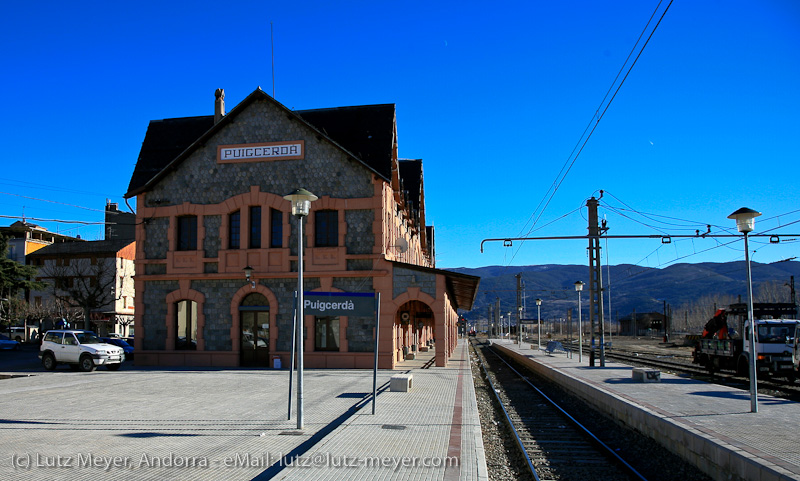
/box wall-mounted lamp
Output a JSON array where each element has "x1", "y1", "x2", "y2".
[{"x1": 243, "y1": 265, "x2": 256, "y2": 289}]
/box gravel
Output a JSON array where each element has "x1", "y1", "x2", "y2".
[{"x1": 469, "y1": 341, "x2": 714, "y2": 481}]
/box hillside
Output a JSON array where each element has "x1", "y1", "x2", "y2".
[{"x1": 452, "y1": 261, "x2": 800, "y2": 328}]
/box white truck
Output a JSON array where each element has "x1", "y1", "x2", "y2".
[
  {"x1": 793, "y1": 323, "x2": 800, "y2": 379},
  {"x1": 693, "y1": 303, "x2": 798, "y2": 381}
]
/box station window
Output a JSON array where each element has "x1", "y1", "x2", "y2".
[
  {"x1": 175, "y1": 299, "x2": 197, "y2": 350},
  {"x1": 315, "y1": 210, "x2": 338, "y2": 247},
  {"x1": 249, "y1": 206, "x2": 262, "y2": 249},
  {"x1": 270, "y1": 208, "x2": 283, "y2": 248},
  {"x1": 315, "y1": 316, "x2": 340, "y2": 351},
  {"x1": 229, "y1": 210, "x2": 241, "y2": 249},
  {"x1": 177, "y1": 216, "x2": 197, "y2": 251}
]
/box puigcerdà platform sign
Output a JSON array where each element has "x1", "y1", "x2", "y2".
[{"x1": 302, "y1": 291, "x2": 376, "y2": 317}]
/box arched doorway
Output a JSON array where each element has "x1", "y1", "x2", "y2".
[
  {"x1": 396, "y1": 300, "x2": 434, "y2": 361},
  {"x1": 239, "y1": 293, "x2": 270, "y2": 366}
]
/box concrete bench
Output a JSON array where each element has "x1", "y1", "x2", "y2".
[
  {"x1": 540, "y1": 341, "x2": 568, "y2": 356},
  {"x1": 405, "y1": 353, "x2": 416, "y2": 360},
  {"x1": 632, "y1": 367, "x2": 661, "y2": 383},
  {"x1": 419, "y1": 346, "x2": 429, "y2": 352},
  {"x1": 390, "y1": 374, "x2": 413, "y2": 392}
]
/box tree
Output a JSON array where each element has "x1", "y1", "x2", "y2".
[
  {"x1": 0, "y1": 235, "x2": 45, "y2": 328},
  {"x1": 755, "y1": 280, "x2": 794, "y2": 304},
  {"x1": 41, "y1": 257, "x2": 118, "y2": 330}
]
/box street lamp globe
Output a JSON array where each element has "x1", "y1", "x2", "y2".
[
  {"x1": 574, "y1": 281, "x2": 584, "y2": 292},
  {"x1": 727, "y1": 207, "x2": 761, "y2": 234},
  {"x1": 283, "y1": 188, "x2": 318, "y2": 217}
]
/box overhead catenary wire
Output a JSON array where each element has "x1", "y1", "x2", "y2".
[
  {"x1": 594, "y1": 190, "x2": 800, "y2": 272},
  {"x1": 508, "y1": 1, "x2": 674, "y2": 265}
]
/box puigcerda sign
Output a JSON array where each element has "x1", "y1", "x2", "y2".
[{"x1": 303, "y1": 292, "x2": 375, "y2": 317}]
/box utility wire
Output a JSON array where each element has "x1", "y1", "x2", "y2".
[
  {"x1": 510, "y1": 0, "x2": 673, "y2": 263},
  {"x1": 0, "y1": 191, "x2": 108, "y2": 213},
  {"x1": 0, "y1": 215, "x2": 107, "y2": 225}
]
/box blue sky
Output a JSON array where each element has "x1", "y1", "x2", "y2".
[{"x1": 2, "y1": 0, "x2": 799, "y2": 270}]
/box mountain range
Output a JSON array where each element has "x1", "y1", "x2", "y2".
[{"x1": 451, "y1": 261, "x2": 800, "y2": 328}]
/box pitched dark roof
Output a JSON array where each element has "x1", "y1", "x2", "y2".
[
  {"x1": 126, "y1": 116, "x2": 215, "y2": 196},
  {"x1": 398, "y1": 159, "x2": 422, "y2": 213},
  {"x1": 27, "y1": 239, "x2": 134, "y2": 257},
  {"x1": 125, "y1": 90, "x2": 396, "y2": 197},
  {"x1": 296, "y1": 104, "x2": 395, "y2": 180}
]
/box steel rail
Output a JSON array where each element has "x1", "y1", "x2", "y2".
[
  {"x1": 483, "y1": 342, "x2": 649, "y2": 481},
  {"x1": 471, "y1": 343, "x2": 540, "y2": 481}
]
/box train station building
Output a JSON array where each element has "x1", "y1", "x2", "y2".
[{"x1": 124, "y1": 88, "x2": 479, "y2": 369}]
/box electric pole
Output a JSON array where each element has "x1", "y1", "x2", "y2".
[
  {"x1": 496, "y1": 297, "x2": 501, "y2": 338},
  {"x1": 516, "y1": 273, "x2": 522, "y2": 344},
  {"x1": 587, "y1": 196, "x2": 606, "y2": 366}
]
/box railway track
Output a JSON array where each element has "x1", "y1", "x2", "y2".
[
  {"x1": 471, "y1": 339, "x2": 647, "y2": 481},
  {"x1": 517, "y1": 335, "x2": 800, "y2": 400},
  {"x1": 600, "y1": 345, "x2": 800, "y2": 402}
]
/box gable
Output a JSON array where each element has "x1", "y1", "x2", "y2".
[
  {"x1": 125, "y1": 89, "x2": 396, "y2": 198},
  {"x1": 140, "y1": 97, "x2": 377, "y2": 206}
]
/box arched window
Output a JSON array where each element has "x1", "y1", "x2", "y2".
[
  {"x1": 176, "y1": 300, "x2": 197, "y2": 350},
  {"x1": 240, "y1": 293, "x2": 270, "y2": 366}
]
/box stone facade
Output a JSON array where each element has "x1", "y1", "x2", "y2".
[
  {"x1": 393, "y1": 266, "x2": 437, "y2": 300},
  {"x1": 345, "y1": 209, "x2": 375, "y2": 255},
  {"x1": 144, "y1": 218, "x2": 169, "y2": 259},
  {"x1": 142, "y1": 280, "x2": 178, "y2": 350},
  {"x1": 203, "y1": 215, "x2": 221, "y2": 258}
]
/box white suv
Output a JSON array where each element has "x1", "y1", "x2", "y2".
[{"x1": 39, "y1": 330, "x2": 125, "y2": 372}]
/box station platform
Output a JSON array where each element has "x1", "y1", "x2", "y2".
[
  {"x1": 0, "y1": 339, "x2": 487, "y2": 481},
  {"x1": 491, "y1": 339, "x2": 800, "y2": 481}
]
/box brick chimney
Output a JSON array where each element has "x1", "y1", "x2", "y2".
[{"x1": 215, "y1": 88, "x2": 225, "y2": 123}]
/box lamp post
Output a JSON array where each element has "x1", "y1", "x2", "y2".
[
  {"x1": 536, "y1": 298, "x2": 542, "y2": 349},
  {"x1": 728, "y1": 207, "x2": 761, "y2": 413},
  {"x1": 284, "y1": 188, "x2": 318, "y2": 429},
  {"x1": 575, "y1": 281, "x2": 584, "y2": 363}
]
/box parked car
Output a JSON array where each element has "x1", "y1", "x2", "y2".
[
  {"x1": 101, "y1": 337, "x2": 134, "y2": 360},
  {"x1": 8, "y1": 327, "x2": 26, "y2": 342},
  {"x1": 0, "y1": 334, "x2": 20, "y2": 350},
  {"x1": 39, "y1": 330, "x2": 124, "y2": 372}
]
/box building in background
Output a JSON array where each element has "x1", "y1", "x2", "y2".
[
  {"x1": 28, "y1": 239, "x2": 136, "y2": 337},
  {"x1": 105, "y1": 200, "x2": 136, "y2": 241},
  {"x1": 1, "y1": 221, "x2": 82, "y2": 265}
]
